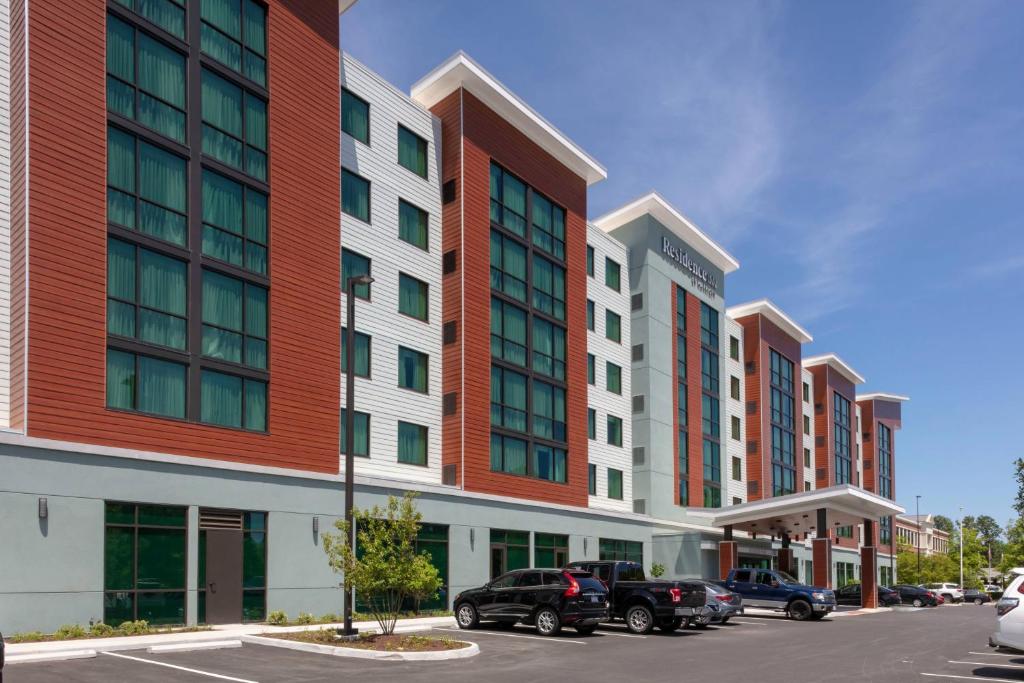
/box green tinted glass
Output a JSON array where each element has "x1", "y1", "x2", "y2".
[
  {"x1": 138, "y1": 505, "x2": 186, "y2": 527},
  {"x1": 137, "y1": 528, "x2": 186, "y2": 589},
  {"x1": 242, "y1": 589, "x2": 265, "y2": 622},
  {"x1": 104, "y1": 527, "x2": 135, "y2": 590},
  {"x1": 243, "y1": 530, "x2": 266, "y2": 588},
  {"x1": 136, "y1": 590, "x2": 185, "y2": 625},
  {"x1": 104, "y1": 592, "x2": 134, "y2": 625},
  {"x1": 105, "y1": 502, "x2": 136, "y2": 525}
]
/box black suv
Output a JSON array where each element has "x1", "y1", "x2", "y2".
[{"x1": 454, "y1": 569, "x2": 609, "y2": 636}]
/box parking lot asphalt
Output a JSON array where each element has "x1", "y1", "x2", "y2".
[{"x1": 7, "y1": 605, "x2": 1006, "y2": 683}]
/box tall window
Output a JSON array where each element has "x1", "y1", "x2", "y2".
[
  {"x1": 878, "y1": 423, "x2": 893, "y2": 499},
  {"x1": 398, "y1": 347, "x2": 428, "y2": 393},
  {"x1": 341, "y1": 168, "x2": 370, "y2": 222},
  {"x1": 104, "y1": 502, "x2": 187, "y2": 625},
  {"x1": 489, "y1": 161, "x2": 570, "y2": 484},
  {"x1": 340, "y1": 328, "x2": 371, "y2": 378},
  {"x1": 608, "y1": 469, "x2": 623, "y2": 500},
  {"x1": 202, "y1": 169, "x2": 268, "y2": 275},
  {"x1": 341, "y1": 88, "x2": 369, "y2": 144},
  {"x1": 606, "y1": 362, "x2": 622, "y2": 394},
  {"x1": 586, "y1": 299, "x2": 595, "y2": 331},
  {"x1": 586, "y1": 245, "x2": 594, "y2": 276},
  {"x1": 607, "y1": 415, "x2": 623, "y2": 447},
  {"x1": 200, "y1": 0, "x2": 267, "y2": 86},
  {"x1": 491, "y1": 298, "x2": 528, "y2": 367},
  {"x1": 605, "y1": 310, "x2": 621, "y2": 343},
  {"x1": 398, "y1": 125, "x2": 428, "y2": 178},
  {"x1": 676, "y1": 286, "x2": 688, "y2": 505},
  {"x1": 397, "y1": 421, "x2": 428, "y2": 465},
  {"x1": 398, "y1": 199, "x2": 428, "y2": 250},
  {"x1": 834, "y1": 392, "x2": 852, "y2": 484},
  {"x1": 339, "y1": 409, "x2": 370, "y2": 457},
  {"x1": 342, "y1": 248, "x2": 371, "y2": 299},
  {"x1": 769, "y1": 349, "x2": 797, "y2": 496},
  {"x1": 398, "y1": 273, "x2": 429, "y2": 321},
  {"x1": 587, "y1": 353, "x2": 595, "y2": 385},
  {"x1": 107, "y1": 14, "x2": 186, "y2": 142},
  {"x1": 605, "y1": 257, "x2": 621, "y2": 291},
  {"x1": 700, "y1": 302, "x2": 721, "y2": 507},
  {"x1": 106, "y1": 1, "x2": 270, "y2": 429},
  {"x1": 200, "y1": 68, "x2": 267, "y2": 180}
]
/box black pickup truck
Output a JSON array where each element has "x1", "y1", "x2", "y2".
[{"x1": 566, "y1": 560, "x2": 706, "y2": 634}]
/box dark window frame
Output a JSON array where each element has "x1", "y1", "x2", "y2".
[
  {"x1": 769, "y1": 348, "x2": 797, "y2": 496},
  {"x1": 341, "y1": 87, "x2": 370, "y2": 145}
]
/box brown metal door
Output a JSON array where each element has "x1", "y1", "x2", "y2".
[{"x1": 205, "y1": 529, "x2": 243, "y2": 624}]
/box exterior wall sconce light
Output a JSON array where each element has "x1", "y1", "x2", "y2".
[
  {"x1": 313, "y1": 516, "x2": 319, "y2": 534},
  {"x1": 38, "y1": 497, "x2": 48, "y2": 519},
  {"x1": 470, "y1": 528, "x2": 475, "y2": 550}
]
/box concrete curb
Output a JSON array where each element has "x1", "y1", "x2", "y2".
[
  {"x1": 241, "y1": 634, "x2": 480, "y2": 661},
  {"x1": 6, "y1": 649, "x2": 98, "y2": 665},
  {"x1": 4, "y1": 616, "x2": 458, "y2": 657},
  {"x1": 148, "y1": 639, "x2": 243, "y2": 654}
]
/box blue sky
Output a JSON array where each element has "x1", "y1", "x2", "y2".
[{"x1": 342, "y1": 1, "x2": 1024, "y2": 529}]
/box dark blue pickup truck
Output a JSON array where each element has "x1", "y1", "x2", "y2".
[{"x1": 716, "y1": 568, "x2": 836, "y2": 621}]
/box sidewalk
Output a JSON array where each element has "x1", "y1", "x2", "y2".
[{"x1": 4, "y1": 615, "x2": 457, "y2": 662}]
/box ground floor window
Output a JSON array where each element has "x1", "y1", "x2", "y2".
[
  {"x1": 835, "y1": 561, "x2": 856, "y2": 587},
  {"x1": 491, "y1": 529, "x2": 530, "y2": 578},
  {"x1": 104, "y1": 502, "x2": 187, "y2": 625},
  {"x1": 412, "y1": 524, "x2": 449, "y2": 611},
  {"x1": 803, "y1": 559, "x2": 813, "y2": 584},
  {"x1": 836, "y1": 525, "x2": 854, "y2": 539},
  {"x1": 534, "y1": 533, "x2": 568, "y2": 568},
  {"x1": 738, "y1": 555, "x2": 771, "y2": 570},
  {"x1": 880, "y1": 565, "x2": 894, "y2": 587},
  {"x1": 598, "y1": 538, "x2": 642, "y2": 564}
]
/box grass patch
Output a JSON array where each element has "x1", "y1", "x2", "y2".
[
  {"x1": 5, "y1": 622, "x2": 211, "y2": 643},
  {"x1": 269, "y1": 629, "x2": 468, "y2": 652},
  {"x1": 263, "y1": 610, "x2": 452, "y2": 627}
]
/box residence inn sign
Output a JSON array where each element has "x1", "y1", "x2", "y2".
[{"x1": 661, "y1": 235, "x2": 719, "y2": 298}]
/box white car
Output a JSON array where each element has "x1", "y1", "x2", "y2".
[
  {"x1": 923, "y1": 583, "x2": 964, "y2": 604},
  {"x1": 991, "y1": 569, "x2": 1024, "y2": 650}
]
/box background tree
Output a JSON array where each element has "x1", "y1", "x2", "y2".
[
  {"x1": 963, "y1": 515, "x2": 1004, "y2": 567},
  {"x1": 1000, "y1": 518, "x2": 1024, "y2": 576},
  {"x1": 1015, "y1": 458, "x2": 1024, "y2": 517},
  {"x1": 896, "y1": 540, "x2": 957, "y2": 585},
  {"x1": 322, "y1": 492, "x2": 442, "y2": 635},
  {"x1": 949, "y1": 524, "x2": 986, "y2": 588},
  {"x1": 933, "y1": 515, "x2": 954, "y2": 534}
]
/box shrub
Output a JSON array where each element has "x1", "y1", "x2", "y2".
[
  {"x1": 319, "y1": 613, "x2": 339, "y2": 624},
  {"x1": 117, "y1": 620, "x2": 150, "y2": 636},
  {"x1": 89, "y1": 622, "x2": 116, "y2": 637},
  {"x1": 54, "y1": 624, "x2": 87, "y2": 640},
  {"x1": 10, "y1": 631, "x2": 45, "y2": 643},
  {"x1": 650, "y1": 563, "x2": 666, "y2": 578},
  {"x1": 266, "y1": 610, "x2": 288, "y2": 626},
  {"x1": 295, "y1": 612, "x2": 315, "y2": 625}
]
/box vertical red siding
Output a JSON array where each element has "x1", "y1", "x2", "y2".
[
  {"x1": 16, "y1": 2, "x2": 341, "y2": 472},
  {"x1": 432, "y1": 88, "x2": 589, "y2": 507},
  {"x1": 8, "y1": 0, "x2": 27, "y2": 430},
  {"x1": 685, "y1": 293, "x2": 703, "y2": 506}
]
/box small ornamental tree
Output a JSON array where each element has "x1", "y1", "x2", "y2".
[
  {"x1": 323, "y1": 492, "x2": 442, "y2": 635},
  {"x1": 650, "y1": 563, "x2": 666, "y2": 578}
]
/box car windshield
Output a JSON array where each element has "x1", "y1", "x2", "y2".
[{"x1": 775, "y1": 571, "x2": 799, "y2": 584}]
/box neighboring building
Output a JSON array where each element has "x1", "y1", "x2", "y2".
[
  {"x1": 896, "y1": 514, "x2": 950, "y2": 556},
  {"x1": 0, "y1": 4, "x2": 912, "y2": 633}
]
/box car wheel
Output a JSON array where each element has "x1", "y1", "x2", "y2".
[
  {"x1": 535, "y1": 608, "x2": 561, "y2": 636},
  {"x1": 575, "y1": 624, "x2": 597, "y2": 635},
  {"x1": 720, "y1": 617, "x2": 730, "y2": 625},
  {"x1": 625, "y1": 604, "x2": 655, "y2": 634},
  {"x1": 658, "y1": 617, "x2": 684, "y2": 633},
  {"x1": 912, "y1": 598, "x2": 923, "y2": 608},
  {"x1": 788, "y1": 599, "x2": 813, "y2": 621},
  {"x1": 694, "y1": 611, "x2": 711, "y2": 628},
  {"x1": 456, "y1": 603, "x2": 479, "y2": 630},
  {"x1": 975, "y1": 598, "x2": 984, "y2": 606}
]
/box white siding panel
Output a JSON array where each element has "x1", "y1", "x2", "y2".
[
  {"x1": 801, "y1": 368, "x2": 814, "y2": 490},
  {"x1": 724, "y1": 317, "x2": 745, "y2": 506},
  {"x1": 339, "y1": 54, "x2": 443, "y2": 486},
  {"x1": 586, "y1": 224, "x2": 632, "y2": 513}
]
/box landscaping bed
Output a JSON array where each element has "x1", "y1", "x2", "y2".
[
  {"x1": 4, "y1": 621, "x2": 211, "y2": 643},
  {"x1": 267, "y1": 629, "x2": 469, "y2": 652}
]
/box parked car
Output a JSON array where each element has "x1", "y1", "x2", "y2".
[
  {"x1": 922, "y1": 582, "x2": 964, "y2": 604},
  {"x1": 564, "y1": 560, "x2": 706, "y2": 634},
  {"x1": 892, "y1": 584, "x2": 939, "y2": 607},
  {"x1": 835, "y1": 583, "x2": 902, "y2": 606},
  {"x1": 715, "y1": 568, "x2": 836, "y2": 621},
  {"x1": 987, "y1": 584, "x2": 1005, "y2": 600},
  {"x1": 964, "y1": 589, "x2": 992, "y2": 605},
  {"x1": 991, "y1": 568, "x2": 1024, "y2": 650},
  {"x1": 454, "y1": 568, "x2": 609, "y2": 636},
  {"x1": 688, "y1": 580, "x2": 743, "y2": 626}
]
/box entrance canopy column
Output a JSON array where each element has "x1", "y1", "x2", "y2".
[
  {"x1": 719, "y1": 524, "x2": 738, "y2": 580},
  {"x1": 777, "y1": 533, "x2": 795, "y2": 577},
  {"x1": 861, "y1": 518, "x2": 878, "y2": 609}
]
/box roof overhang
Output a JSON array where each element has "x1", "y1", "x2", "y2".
[
  {"x1": 339, "y1": 0, "x2": 358, "y2": 13},
  {"x1": 593, "y1": 192, "x2": 740, "y2": 274},
  {"x1": 802, "y1": 353, "x2": 866, "y2": 385},
  {"x1": 857, "y1": 393, "x2": 910, "y2": 404},
  {"x1": 410, "y1": 51, "x2": 607, "y2": 186},
  {"x1": 727, "y1": 299, "x2": 813, "y2": 344},
  {"x1": 693, "y1": 485, "x2": 903, "y2": 536}
]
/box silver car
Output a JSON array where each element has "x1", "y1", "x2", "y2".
[{"x1": 691, "y1": 580, "x2": 744, "y2": 626}]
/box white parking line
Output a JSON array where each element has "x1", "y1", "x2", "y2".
[
  {"x1": 949, "y1": 660, "x2": 1024, "y2": 669},
  {"x1": 102, "y1": 651, "x2": 258, "y2": 682},
  {"x1": 593, "y1": 629, "x2": 646, "y2": 639},
  {"x1": 436, "y1": 627, "x2": 586, "y2": 645},
  {"x1": 968, "y1": 652, "x2": 1022, "y2": 657},
  {"x1": 922, "y1": 674, "x2": 1022, "y2": 682},
  {"x1": 724, "y1": 619, "x2": 771, "y2": 626}
]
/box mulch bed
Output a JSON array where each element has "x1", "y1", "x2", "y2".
[{"x1": 268, "y1": 630, "x2": 469, "y2": 652}]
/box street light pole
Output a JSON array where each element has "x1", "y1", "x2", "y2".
[
  {"x1": 959, "y1": 506, "x2": 964, "y2": 589},
  {"x1": 343, "y1": 274, "x2": 373, "y2": 637},
  {"x1": 916, "y1": 495, "x2": 921, "y2": 580}
]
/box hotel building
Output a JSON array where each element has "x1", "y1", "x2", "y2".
[{"x1": 0, "y1": 1, "x2": 907, "y2": 632}]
